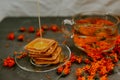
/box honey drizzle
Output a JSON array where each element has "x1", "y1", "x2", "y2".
[{"x1": 37, "y1": 0, "x2": 42, "y2": 38}]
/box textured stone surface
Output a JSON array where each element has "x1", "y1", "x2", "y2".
[{"x1": 0, "y1": 17, "x2": 120, "y2": 80}]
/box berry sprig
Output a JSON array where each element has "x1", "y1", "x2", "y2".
[{"x1": 3, "y1": 56, "x2": 15, "y2": 68}]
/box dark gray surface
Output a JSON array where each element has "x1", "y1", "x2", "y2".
[{"x1": 0, "y1": 17, "x2": 120, "y2": 80}]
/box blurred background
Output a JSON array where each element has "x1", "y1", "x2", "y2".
[{"x1": 0, "y1": 0, "x2": 120, "y2": 21}]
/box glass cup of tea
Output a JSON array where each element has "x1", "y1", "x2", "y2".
[{"x1": 62, "y1": 11, "x2": 119, "y2": 53}]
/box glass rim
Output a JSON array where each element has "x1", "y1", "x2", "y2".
[{"x1": 72, "y1": 11, "x2": 120, "y2": 26}]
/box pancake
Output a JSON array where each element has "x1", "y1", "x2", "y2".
[
  {"x1": 24, "y1": 38, "x2": 56, "y2": 53},
  {"x1": 32, "y1": 53, "x2": 62, "y2": 65},
  {"x1": 32, "y1": 47, "x2": 61, "y2": 61},
  {"x1": 24, "y1": 38, "x2": 63, "y2": 65},
  {"x1": 28, "y1": 42, "x2": 58, "y2": 56}
]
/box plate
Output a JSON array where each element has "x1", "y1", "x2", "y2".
[{"x1": 15, "y1": 44, "x2": 71, "y2": 72}]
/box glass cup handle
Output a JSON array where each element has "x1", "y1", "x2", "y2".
[
  {"x1": 63, "y1": 19, "x2": 74, "y2": 25},
  {"x1": 62, "y1": 19, "x2": 74, "y2": 38}
]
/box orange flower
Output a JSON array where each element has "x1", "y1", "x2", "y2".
[
  {"x1": 83, "y1": 65, "x2": 90, "y2": 71},
  {"x1": 96, "y1": 32, "x2": 108, "y2": 38},
  {"x1": 84, "y1": 58, "x2": 91, "y2": 64},
  {"x1": 87, "y1": 52, "x2": 103, "y2": 61},
  {"x1": 65, "y1": 61, "x2": 72, "y2": 68},
  {"x1": 96, "y1": 19, "x2": 114, "y2": 26},
  {"x1": 106, "y1": 61, "x2": 114, "y2": 72},
  {"x1": 88, "y1": 61, "x2": 100, "y2": 76},
  {"x1": 62, "y1": 67, "x2": 71, "y2": 75},
  {"x1": 70, "y1": 53, "x2": 77, "y2": 63},
  {"x1": 116, "y1": 35, "x2": 120, "y2": 45},
  {"x1": 76, "y1": 68, "x2": 84, "y2": 77},
  {"x1": 109, "y1": 52, "x2": 119, "y2": 62},
  {"x1": 99, "y1": 66, "x2": 107, "y2": 76},
  {"x1": 57, "y1": 35, "x2": 120, "y2": 80},
  {"x1": 87, "y1": 75, "x2": 94, "y2": 80},
  {"x1": 76, "y1": 56, "x2": 82, "y2": 63},
  {"x1": 77, "y1": 76, "x2": 86, "y2": 80},
  {"x1": 79, "y1": 26, "x2": 96, "y2": 35},
  {"x1": 100, "y1": 75, "x2": 108, "y2": 80}
]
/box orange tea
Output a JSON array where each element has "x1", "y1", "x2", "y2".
[{"x1": 73, "y1": 18, "x2": 118, "y2": 52}]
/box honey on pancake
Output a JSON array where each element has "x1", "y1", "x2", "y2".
[{"x1": 33, "y1": 41, "x2": 48, "y2": 50}]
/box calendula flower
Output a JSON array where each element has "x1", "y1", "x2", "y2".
[{"x1": 100, "y1": 75, "x2": 108, "y2": 80}]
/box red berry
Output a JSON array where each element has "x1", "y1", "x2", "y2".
[
  {"x1": 8, "y1": 60, "x2": 15, "y2": 67},
  {"x1": 3, "y1": 56, "x2": 15, "y2": 68},
  {"x1": 19, "y1": 26, "x2": 26, "y2": 32},
  {"x1": 17, "y1": 34, "x2": 24, "y2": 41},
  {"x1": 50, "y1": 24, "x2": 59, "y2": 32},
  {"x1": 3, "y1": 61, "x2": 8, "y2": 66},
  {"x1": 7, "y1": 32, "x2": 15, "y2": 40},
  {"x1": 36, "y1": 29, "x2": 44, "y2": 37},
  {"x1": 41, "y1": 24, "x2": 49, "y2": 30},
  {"x1": 28, "y1": 26, "x2": 35, "y2": 33},
  {"x1": 36, "y1": 31, "x2": 40, "y2": 37},
  {"x1": 57, "y1": 66, "x2": 64, "y2": 74}
]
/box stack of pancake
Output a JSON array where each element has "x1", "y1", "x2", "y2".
[{"x1": 24, "y1": 38, "x2": 63, "y2": 65}]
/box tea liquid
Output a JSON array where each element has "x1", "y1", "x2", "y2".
[{"x1": 73, "y1": 19, "x2": 118, "y2": 52}]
